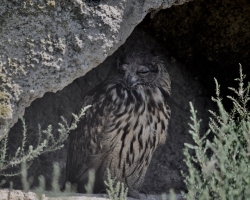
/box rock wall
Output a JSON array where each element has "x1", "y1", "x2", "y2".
[{"x1": 0, "y1": 0, "x2": 190, "y2": 139}]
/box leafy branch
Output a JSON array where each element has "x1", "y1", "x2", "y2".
[{"x1": 0, "y1": 105, "x2": 91, "y2": 177}]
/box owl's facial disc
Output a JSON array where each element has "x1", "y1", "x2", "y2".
[{"x1": 118, "y1": 63, "x2": 160, "y2": 89}]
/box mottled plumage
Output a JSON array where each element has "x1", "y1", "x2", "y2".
[{"x1": 64, "y1": 53, "x2": 171, "y2": 198}]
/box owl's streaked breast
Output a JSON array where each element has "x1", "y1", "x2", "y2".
[{"x1": 102, "y1": 82, "x2": 170, "y2": 179}]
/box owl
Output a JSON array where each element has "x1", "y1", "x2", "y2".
[{"x1": 64, "y1": 53, "x2": 171, "y2": 198}]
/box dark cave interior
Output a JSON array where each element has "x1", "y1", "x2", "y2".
[{"x1": 139, "y1": 0, "x2": 250, "y2": 110}]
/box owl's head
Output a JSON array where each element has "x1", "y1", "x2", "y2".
[{"x1": 116, "y1": 53, "x2": 170, "y2": 92}]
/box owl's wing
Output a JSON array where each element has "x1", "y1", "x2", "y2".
[{"x1": 65, "y1": 81, "x2": 115, "y2": 186}]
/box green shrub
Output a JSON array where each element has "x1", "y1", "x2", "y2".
[
  {"x1": 182, "y1": 65, "x2": 250, "y2": 200},
  {"x1": 104, "y1": 168, "x2": 128, "y2": 200}
]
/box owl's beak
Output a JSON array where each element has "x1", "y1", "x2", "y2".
[{"x1": 126, "y1": 75, "x2": 137, "y2": 87}]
